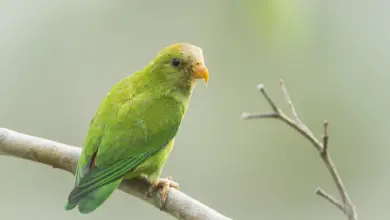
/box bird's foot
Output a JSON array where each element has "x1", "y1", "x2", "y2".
[{"x1": 147, "y1": 176, "x2": 179, "y2": 210}]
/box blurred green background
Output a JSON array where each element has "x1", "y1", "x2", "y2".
[{"x1": 0, "y1": 1, "x2": 387, "y2": 219}]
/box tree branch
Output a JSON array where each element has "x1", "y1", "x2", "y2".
[
  {"x1": 0, "y1": 128, "x2": 232, "y2": 220},
  {"x1": 242, "y1": 80, "x2": 358, "y2": 220}
]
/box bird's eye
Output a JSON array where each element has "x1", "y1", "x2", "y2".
[{"x1": 171, "y1": 58, "x2": 181, "y2": 67}]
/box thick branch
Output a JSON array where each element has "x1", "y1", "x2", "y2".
[
  {"x1": 242, "y1": 80, "x2": 358, "y2": 220},
  {"x1": 0, "y1": 128, "x2": 231, "y2": 220}
]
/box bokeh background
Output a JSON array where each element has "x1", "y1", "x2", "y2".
[{"x1": 0, "y1": 1, "x2": 387, "y2": 219}]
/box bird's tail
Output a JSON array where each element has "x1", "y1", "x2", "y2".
[{"x1": 64, "y1": 178, "x2": 123, "y2": 214}]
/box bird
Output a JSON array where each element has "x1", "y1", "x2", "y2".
[{"x1": 64, "y1": 43, "x2": 209, "y2": 214}]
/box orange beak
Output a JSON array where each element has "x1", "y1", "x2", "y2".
[{"x1": 192, "y1": 62, "x2": 209, "y2": 84}]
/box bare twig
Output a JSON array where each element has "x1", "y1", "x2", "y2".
[
  {"x1": 280, "y1": 79, "x2": 303, "y2": 126},
  {"x1": 0, "y1": 128, "x2": 231, "y2": 220},
  {"x1": 323, "y1": 120, "x2": 329, "y2": 152},
  {"x1": 315, "y1": 187, "x2": 344, "y2": 212},
  {"x1": 257, "y1": 84, "x2": 278, "y2": 113},
  {"x1": 241, "y1": 112, "x2": 279, "y2": 119},
  {"x1": 242, "y1": 80, "x2": 358, "y2": 220}
]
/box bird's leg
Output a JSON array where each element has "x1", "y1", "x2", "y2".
[{"x1": 147, "y1": 176, "x2": 179, "y2": 210}]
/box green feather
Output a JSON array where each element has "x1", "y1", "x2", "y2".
[{"x1": 78, "y1": 179, "x2": 123, "y2": 214}]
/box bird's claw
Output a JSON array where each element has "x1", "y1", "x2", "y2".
[{"x1": 146, "y1": 176, "x2": 179, "y2": 210}]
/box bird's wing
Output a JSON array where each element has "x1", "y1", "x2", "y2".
[{"x1": 69, "y1": 93, "x2": 183, "y2": 203}]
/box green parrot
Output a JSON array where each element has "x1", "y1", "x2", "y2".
[{"x1": 64, "y1": 43, "x2": 209, "y2": 214}]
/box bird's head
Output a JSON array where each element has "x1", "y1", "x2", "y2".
[{"x1": 148, "y1": 43, "x2": 209, "y2": 90}]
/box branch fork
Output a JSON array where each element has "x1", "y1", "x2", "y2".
[{"x1": 242, "y1": 79, "x2": 358, "y2": 220}]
